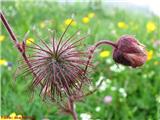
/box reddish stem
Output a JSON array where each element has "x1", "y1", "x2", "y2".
[
  {"x1": 68, "y1": 98, "x2": 78, "y2": 120},
  {"x1": 0, "y1": 12, "x2": 17, "y2": 43},
  {"x1": 84, "y1": 40, "x2": 117, "y2": 73},
  {"x1": 0, "y1": 11, "x2": 43, "y2": 87}
]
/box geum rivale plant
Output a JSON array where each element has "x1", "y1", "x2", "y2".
[{"x1": 0, "y1": 12, "x2": 147, "y2": 120}]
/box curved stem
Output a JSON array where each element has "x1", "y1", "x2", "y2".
[
  {"x1": 94, "y1": 40, "x2": 117, "y2": 49},
  {"x1": 84, "y1": 40, "x2": 117, "y2": 73},
  {"x1": 68, "y1": 98, "x2": 78, "y2": 120},
  {"x1": 0, "y1": 11, "x2": 43, "y2": 87}
]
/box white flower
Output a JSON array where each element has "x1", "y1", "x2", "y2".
[
  {"x1": 106, "y1": 79, "x2": 112, "y2": 84},
  {"x1": 119, "y1": 88, "x2": 127, "y2": 97},
  {"x1": 110, "y1": 64, "x2": 125, "y2": 72},
  {"x1": 105, "y1": 58, "x2": 112, "y2": 64},
  {"x1": 96, "y1": 76, "x2": 104, "y2": 86},
  {"x1": 99, "y1": 81, "x2": 108, "y2": 92},
  {"x1": 80, "y1": 113, "x2": 91, "y2": 120},
  {"x1": 95, "y1": 106, "x2": 101, "y2": 112},
  {"x1": 95, "y1": 76, "x2": 111, "y2": 92},
  {"x1": 89, "y1": 86, "x2": 94, "y2": 91},
  {"x1": 96, "y1": 76, "x2": 104, "y2": 85}
]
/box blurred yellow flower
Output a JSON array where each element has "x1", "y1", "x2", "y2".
[
  {"x1": 9, "y1": 112, "x2": 22, "y2": 120},
  {"x1": 154, "y1": 61, "x2": 159, "y2": 65},
  {"x1": 0, "y1": 59, "x2": 7, "y2": 66},
  {"x1": 147, "y1": 50, "x2": 153, "y2": 61},
  {"x1": 64, "y1": 18, "x2": 76, "y2": 26},
  {"x1": 146, "y1": 21, "x2": 156, "y2": 32},
  {"x1": 88, "y1": 12, "x2": 95, "y2": 18},
  {"x1": 39, "y1": 22, "x2": 46, "y2": 28},
  {"x1": 82, "y1": 17, "x2": 90, "y2": 24},
  {"x1": 0, "y1": 35, "x2": 5, "y2": 42},
  {"x1": 117, "y1": 22, "x2": 128, "y2": 29},
  {"x1": 100, "y1": 51, "x2": 110, "y2": 58},
  {"x1": 26, "y1": 38, "x2": 34, "y2": 45}
]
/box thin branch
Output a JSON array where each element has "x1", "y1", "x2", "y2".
[
  {"x1": 84, "y1": 40, "x2": 117, "y2": 73},
  {"x1": 0, "y1": 11, "x2": 43, "y2": 87}
]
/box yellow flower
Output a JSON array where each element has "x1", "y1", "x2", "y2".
[
  {"x1": 9, "y1": 112, "x2": 22, "y2": 120},
  {"x1": 154, "y1": 61, "x2": 159, "y2": 65},
  {"x1": 26, "y1": 38, "x2": 34, "y2": 45},
  {"x1": 147, "y1": 50, "x2": 153, "y2": 61},
  {"x1": 39, "y1": 22, "x2": 46, "y2": 28},
  {"x1": 10, "y1": 112, "x2": 16, "y2": 119},
  {"x1": 100, "y1": 51, "x2": 110, "y2": 58},
  {"x1": 64, "y1": 18, "x2": 76, "y2": 26},
  {"x1": 0, "y1": 35, "x2": 5, "y2": 42},
  {"x1": 0, "y1": 59, "x2": 7, "y2": 66},
  {"x1": 146, "y1": 21, "x2": 156, "y2": 32},
  {"x1": 88, "y1": 12, "x2": 95, "y2": 18},
  {"x1": 82, "y1": 17, "x2": 90, "y2": 24},
  {"x1": 117, "y1": 22, "x2": 128, "y2": 29}
]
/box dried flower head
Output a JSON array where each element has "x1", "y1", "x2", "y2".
[
  {"x1": 21, "y1": 23, "x2": 90, "y2": 102},
  {"x1": 113, "y1": 35, "x2": 147, "y2": 68}
]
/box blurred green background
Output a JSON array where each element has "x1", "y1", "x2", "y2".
[{"x1": 1, "y1": 0, "x2": 160, "y2": 120}]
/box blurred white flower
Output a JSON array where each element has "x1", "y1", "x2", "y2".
[
  {"x1": 111, "y1": 86, "x2": 117, "y2": 91},
  {"x1": 96, "y1": 75, "x2": 104, "y2": 87},
  {"x1": 99, "y1": 81, "x2": 108, "y2": 92},
  {"x1": 110, "y1": 64, "x2": 125, "y2": 72},
  {"x1": 80, "y1": 113, "x2": 91, "y2": 120},
  {"x1": 95, "y1": 76, "x2": 112, "y2": 92},
  {"x1": 105, "y1": 58, "x2": 112, "y2": 64},
  {"x1": 89, "y1": 85, "x2": 94, "y2": 91},
  {"x1": 106, "y1": 79, "x2": 112, "y2": 84},
  {"x1": 119, "y1": 88, "x2": 127, "y2": 97},
  {"x1": 111, "y1": 30, "x2": 117, "y2": 35},
  {"x1": 103, "y1": 96, "x2": 112, "y2": 104},
  {"x1": 95, "y1": 106, "x2": 101, "y2": 112}
]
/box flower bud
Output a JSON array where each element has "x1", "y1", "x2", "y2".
[{"x1": 113, "y1": 35, "x2": 147, "y2": 68}]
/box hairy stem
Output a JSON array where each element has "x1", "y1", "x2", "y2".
[
  {"x1": 0, "y1": 12, "x2": 43, "y2": 87},
  {"x1": 0, "y1": 11, "x2": 17, "y2": 43},
  {"x1": 68, "y1": 98, "x2": 78, "y2": 120},
  {"x1": 84, "y1": 40, "x2": 117, "y2": 73}
]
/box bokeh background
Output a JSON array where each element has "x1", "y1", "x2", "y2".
[{"x1": 1, "y1": 0, "x2": 160, "y2": 120}]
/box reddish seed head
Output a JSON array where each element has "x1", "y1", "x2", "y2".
[
  {"x1": 21, "y1": 25, "x2": 90, "y2": 102},
  {"x1": 113, "y1": 35, "x2": 147, "y2": 68}
]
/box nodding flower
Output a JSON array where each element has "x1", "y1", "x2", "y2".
[{"x1": 113, "y1": 35, "x2": 147, "y2": 68}]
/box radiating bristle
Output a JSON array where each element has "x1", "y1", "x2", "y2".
[{"x1": 20, "y1": 23, "x2": 90, "y2": 102}]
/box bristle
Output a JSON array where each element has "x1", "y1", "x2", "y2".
[{"x1": 20, "y1": 24, "x2": 90, "y2": 102}]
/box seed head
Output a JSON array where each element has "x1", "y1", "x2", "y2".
[{"x1": 22, "y1": 24, "x2": 90, "y2": 102}]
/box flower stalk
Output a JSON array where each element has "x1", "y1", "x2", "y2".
[{"x1": 0, "y1": 12, "x2": 44, "y2": 87}]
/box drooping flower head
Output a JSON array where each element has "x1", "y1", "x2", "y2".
[
  {"x1": 113, "y1": 35, "x2": 147, "y2": 68},
  {"x1": 21, "y1": 21, "x2": 90, "y2": 102}
]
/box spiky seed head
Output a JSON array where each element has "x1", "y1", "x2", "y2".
[{"x1": 22, "y1": 25, "x2": 90, "y2": 102}]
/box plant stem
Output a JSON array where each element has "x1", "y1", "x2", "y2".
[
  {"x1": 84, "y1": 40, "x2": 117, "y2": 73},
  {"x1": 0, "y1": 11, "x2": 43, "y2": 87},
  {"x1": 0, "y1": 11, "x2": 17, "y2": 44},
  {"x1": 68, "y1": 98, "x2": 78, "y2": 120}
]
